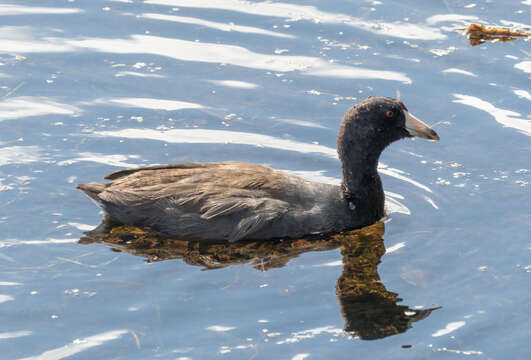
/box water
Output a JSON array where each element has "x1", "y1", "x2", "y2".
[{"x1": 0, "y1": 0, "x2": 530, "y2": 358}]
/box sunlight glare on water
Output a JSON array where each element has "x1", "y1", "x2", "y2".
[{"x1": 0, "y1": 0, "x2": 529, "y2": 359}]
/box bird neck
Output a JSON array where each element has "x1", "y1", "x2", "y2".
[
  {"x1": 337, "y1": 126, "x2": 386, "y2": 222},
  {"x1": 340, "y1": 155, "x2": 385, "y2": 225},
  {"x1": 339, "y1": 150, "x2": 382, "y2": 200}
]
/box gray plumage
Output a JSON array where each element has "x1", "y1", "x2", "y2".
[
  {"x1": 77, "y1": 97, "x2": 439, "y2": 242},
  {"x1": 78, "y1": 162, "x2": 350, "y2": 242}
]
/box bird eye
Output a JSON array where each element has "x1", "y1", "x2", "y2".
[{"x1": 386, "y1": 110, "x2": 394, "y2": 118}]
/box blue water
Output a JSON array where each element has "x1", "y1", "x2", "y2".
[{"x1": 0, "y1": 0, "x2": 530, "y2": 359}]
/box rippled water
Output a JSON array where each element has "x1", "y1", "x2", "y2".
[{"x1": 0, "y1": 1, "x2": 530, "y2": 359}]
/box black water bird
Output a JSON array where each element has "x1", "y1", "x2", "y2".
[{"x1": 77, "y1": 97, "x2": 439, "y2": 242}]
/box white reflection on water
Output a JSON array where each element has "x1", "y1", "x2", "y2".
[
  {"x1": 292, "y1": 354, "x2": 310, "y2": 360},
  {"x1": 514, "y1": 61, "x2": 531, "y2": 74},
  {"x1": 206, "y1": 325, "x2": 235, "y2": 332},
  {"x1": 276, "y1": 325, "x2": 344, "y2": 344},
  {"x1": 0, "y1": 4, "x2": 82, "y2": 15},
  {"x1": 314, "y1": 260, "x2": 342, "y2": 267},
  {"x1": 209, "y1": 80, "x2": 259, "y2": 89},
  {"x1": 453, "y1": 94, "x2": 531, "y2": 136},
  {"x1": 385, "y1": 242, "x2": 405, "y2": 254},
  {"x1": 442, "y1": 68, "x2": 477, "y2": 77},
  {"x1": 94, "y1": 97, "x2": 204, "y2": 111},
  {"x1": 95, "y1": 128, "x2": 339, "y2": 157},
  {"x1": 18, "y1": 329, "x2": 129, "y2": 360},
  {"x1": 144, "y1": 0, "x2": 445, "y2": 40},
  {"x1": 115, "y1": 71, "x2": 165, "y2": 78},
  {"x1": 0, "y1": 181, "x2": 14, "y2": 191},
  {"x1": 425, "y1": 14, "x2": 479, "y2": 25},
  {"x1": 57, "y1": 153, "x2": 139, "y2": 168},
  {"x1": 140, "y1": 13, "x2": 295, "y2": 39},
  {"x1": 0, "y1": 26, "x2": 75, "y2": 53},
  {"x1": 305, "y1": 66, "x2": 410, "y2": 83},
  {"x1": 435, "y1": 348, "x2": 483, "y2": 356},
  {"x1": 67, "y1": 222, "x2": 96, "y2": 231},
  {"x1": 0, "y1": 97, "x2": 80, "y2": 121},
  {"x1": 499, "y1": 19, "x2": 531, "y2": 29},
  {"x1": 423, "y1": 195, "x2": 439, "y2": 209},
  {"x1": 0, "y1": 146, "x2": 40, "y2": 166},
  {"x1": 0, "y1": 294, "x2": 14, "y2": 303},
  {"x1": 0, "y1": 330, "x2": 32, "y2": 339},
  {"x1": 68, "y1": 35, "x2": 411, "y2": 83},
  {"x1": 0, "y1": 238, "x2": 77, "y2": 248},
  {"x1": 514, "y1": 89, "x2": 531, "y2": 101},
  {"x1": 385, "y1": 195, "x2": 411, "y2": 215},
  {"x1": 274, "y1": 118, "x2": 326, "y2": 129},
  {"x1": 378, "y1": 165, "x2": 432, "y2": 193},
  {"x1": 432, "y1": 321, "x2": 466, "y2": 337},
  {"x1": 0, "y1": 26, "x2": 409, "y2": 83}
]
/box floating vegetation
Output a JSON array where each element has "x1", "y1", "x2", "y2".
[{"x1": 464, "y1": 23, "x2": 529, "y2": 46}]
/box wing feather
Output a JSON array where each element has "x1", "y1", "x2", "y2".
[
  {"x1": 200, "y1": 198, "x2": 259, "y2": 220},
  {"x1": 92, "y1": 162, "x2": 296, "y2": 241}
]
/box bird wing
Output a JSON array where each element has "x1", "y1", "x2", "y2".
[{"x1": 97, "y1": 162, "x2": 294, "y2": 241}]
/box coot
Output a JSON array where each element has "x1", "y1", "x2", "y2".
[{"x1": 78, "y1": 97, "x2": 439, "y2": 242}]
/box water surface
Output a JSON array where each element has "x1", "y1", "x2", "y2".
[{"x1": 0, "y1": 0, "x2": 530, "y2": 359}]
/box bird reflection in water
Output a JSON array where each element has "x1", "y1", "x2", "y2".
[{"x1": 79, "y1": 221, "x2": 439, "y2": 340}]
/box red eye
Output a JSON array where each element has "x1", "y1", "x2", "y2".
[{"x1": 386, "y1": 110, "x2": 394, "y2": 118}]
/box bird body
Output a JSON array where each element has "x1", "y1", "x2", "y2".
[
  {"x1": 78, "y1": 97, "x2": 439, "y2": 242},
  {"x1": 78, "y1": 162, "x2": 354, "y2": 242}
]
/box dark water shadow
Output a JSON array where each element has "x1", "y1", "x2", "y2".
[{"x1": 79, "y1": 221, "x2": 439, "y2": 340}]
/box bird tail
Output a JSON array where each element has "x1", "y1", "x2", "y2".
[{"x1": 77, "y1": 183, "x2": 105, "y2": 202}]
